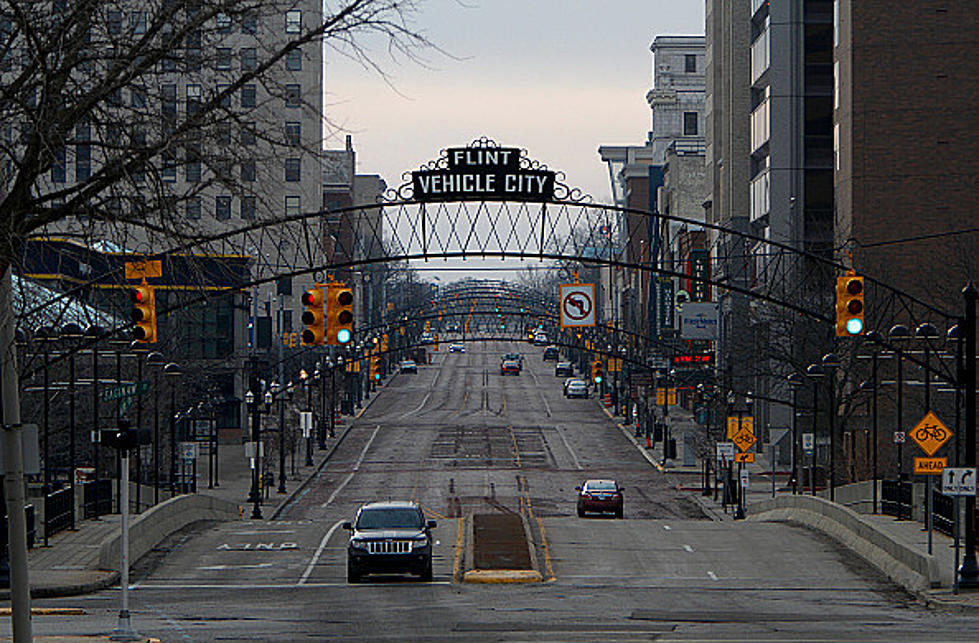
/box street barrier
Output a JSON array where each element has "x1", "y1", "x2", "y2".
[
  {"x1": 82, "y1": 480, "x2": 113, "y2": 519},
  {"x1": 44, "y1": 487, "x2": 73, "y2": 540},
  {"x1": 881, "y1": 479, "x2": 913, "y2": 521}
]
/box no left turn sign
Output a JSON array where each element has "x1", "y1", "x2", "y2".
[{"x1": 560, "y1": 283, "x2": 596, "y2": 328}]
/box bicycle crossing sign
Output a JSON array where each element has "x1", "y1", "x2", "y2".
[
  {"x1": 731, "y1": 428, "x2": 757, "y2": 453},
  {"x1": 910, "y1": 411, "x2": 952, "y2": 456}
]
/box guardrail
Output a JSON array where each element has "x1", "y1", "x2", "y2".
[
  {"x1": 881, "y1": 479, "x2": 913, "y2": 521},
  {"x1": 82, "y1": 480, "x2": 113, "y2": 519},
  {"x1": 44, "y1": 487, "x2": 73, "y2": 541}
]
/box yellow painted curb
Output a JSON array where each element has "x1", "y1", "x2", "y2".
[
  {"x1": 463, "y1": 569, "x2": 543, "y2": 584},
  {"x1": 0, "y1": 607, "x2": 86, "y2": 616}
]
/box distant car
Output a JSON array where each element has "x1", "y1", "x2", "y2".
[
  {"x1": 501, "y1": 353, "x2": 523, "y2": 370},
  {"x1": 420, "y1": 332, "x2": 434, "y2": 344},
  {"x1": 344, "y1": 501, "x2": 437, "y2": 582},
  {"x1": 533, "y1": 333, "x2": 549, "y2": 346},
  {"x1": 542, "y1": 346, "x2": 559, "y2": 361},
  {"x1": 565, "y1": 379, "x2": 589, "y2": 398},
  {"x1": 448, "y1": 342, "x2": 466, "y2": 353},
  {"x1": 399, "y1": 360, "x2": 417, "y2": 374},
  {"x1": 576, "y1": 479, "x2": 623, "y2": 518},
  {"x1": 501, "y1": 360, "x2": 521, "y2": 376},
  {"x1": 555, "y1": 361, "x2": 573, "y2": 377}
]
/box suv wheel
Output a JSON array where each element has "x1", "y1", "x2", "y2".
[
  {"x1": 419, "y1": 558, "x2": 433, "y2": 582},
  {"x1": 347, "y1": 565, "x2": 362, "y2": 584}
]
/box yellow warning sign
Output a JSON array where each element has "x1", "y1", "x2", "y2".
[
  {"x1": 735, "y1": 452, "x2": 755, "y2": 463},
  {"x1": 727, "y1": 416, "x2": 739, "y2": 440},
  {"x1": 914, "y1": 457, "x2": 947, "y2": 475},
  {"x1": 910, "y1": 411, "x2": 952, "y2": 456},
  {"x1": 124, "y1": 260, "x2": 162, "y2": 280},
  {"x1": 732, "y1": 429, "x2": 757, "y2": 453}
]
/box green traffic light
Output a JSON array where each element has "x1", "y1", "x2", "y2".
[
  {"x1": 846, "y1": 318, "x2": 864, "y2": 335},
  {"x1": 594, "y1": 376, "x2": 602, "y2": 384}
]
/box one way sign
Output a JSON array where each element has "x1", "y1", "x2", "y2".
[{"x1": 942, "y1": 468, "x2": 977, "y2": 496}]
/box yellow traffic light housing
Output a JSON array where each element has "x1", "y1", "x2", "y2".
[
  {"x1": 130, "y1": 283, "x2": 157, "y2": 343},
  {"x1": 370, "y1": 354, "x2": 381, "y2": 381},
  {"x1": 326, "y1": 284, "x2": 354, "y2": 345},
  {"x1": 301, "y1": 287, "x2": 325, "y2": 345},
  {"x1": 836, "y1": 275, "x2": 865, "y2": 336},
  {"x1": 592, "y1": 359, "x2": 602, "y2": 384}
]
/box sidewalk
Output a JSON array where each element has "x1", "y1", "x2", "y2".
[
  {"x1": 12, "y1": 379, "x2": 388, "y2": 602},
  {"x1": 601, "y1": 402, "x2": 979, "y2": 613}
]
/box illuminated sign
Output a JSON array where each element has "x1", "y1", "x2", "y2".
[
  {"x1": 672, "y1": 353, "x2": 713, "y2": 366},
  {"x1": 412, "y1": 147, "x2": 555, "y2": 202}
]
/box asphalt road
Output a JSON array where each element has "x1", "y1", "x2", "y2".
[{"x1": 21, "y1": 339, "x2": 979, "y2": 641}]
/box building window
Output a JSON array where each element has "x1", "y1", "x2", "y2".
[
  {"x1": 51, "y1": 147, "x2": 66, "y2": 183},
  {"x1": 242, "y1": 14, "x2": 257, "y2": 35},
  {"x1": 241, "y1": 84, "x2": 256, "y2": 109},
  {"x1": 285, "y1": 121, "x2": 301, "y2": 146},
  {"x1": 216, "y1": 12, "x2": 232, "y2": 34},
  {"x1": 241, "y1": 123, "x2": 256, "y2": 146},
  {"x1": 241, "y1": 159, "x2": 255, "y2": 182},
  {"x1": 285, "y1": 195, "x2": 300, "y2": 217},
  {"x1": 286, "y1": 49, "x2": 302, "y2": 71},
  {"x1": 216, "y1": 48, "x2": 232, "y2": 70},
  {"x1": 186, "y1": 145, "x2": 201, "y2": 182},
  {"x1": 241, "y1": 47, "x2": 257, "y2": 71},
  {"x1": 131, "y1": 87, "x2": 147, "y2": 109},
  {"x1": 107, "y1": 10, "x2": 122, "y2": 36},
  {"x1": 285, "y1": 157, "x2": 300, "y2": 182},
  {"x1": 241, "y1": 195, "x2": 256, "y2": 220},
  {"x1": 186, "y1": 197, "x2": 201, "y2": 219},
  {"x1": 683, "y1": 111, "x2": 698, "y2": 136},
  {"x1": 162, "y1": 148, "x2": 176, "y2": 182},
  {"x1": 162, "y1": 83, "x2": 177, "y2": 124},
  {"x1": 216, "y1": 195, "x2": 232, "y2": 220},
  {"x1": 285, "y1": 83, "x2": 300, "y2": 107},
  {"x1": 286, "y1": 10, "x2": 301, "y2": 33},
  {"x1": 217, "y1": 83, "x2": 232, "y2": 108},
  {"x1": 132, "y1": 12, "x2": 148, "y2": 34},
  {"x1": 186, "y1": 83, "x2": 201, "y2": 115},
  {"x1": 216, "y1": 122, "x2": 231, "y2": 145},
  {"x1": 685, "y1": 54, "x2": 697, "y2": 73},
  {"x1": 75, "y1": 120, "x2": 90, "y2": 181}
]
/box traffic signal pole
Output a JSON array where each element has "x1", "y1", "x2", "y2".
[{"x1": 958, "y1": 283, "x2": 978, "y2": 588}]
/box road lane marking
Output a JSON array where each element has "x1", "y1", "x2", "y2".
[
  {"x1": 298, "y1": 519, "x2": 344, "y2": 585},
  {"x1": 707, "y1": 571, "x2": 718, "y2": 581},
  {"x1": 420, "y1": 504, "x2": 449, "y2": 521},
  {"x1": 663, "y1": 525, "x2": 672, "y2": 530},
  {"x1": 197, "y1": 563, "x2": 274, "y2": 571},
  {"x1": 555, "y1": 425, "x2": 582, "y2": 470},
  {"x1": 320, "y1": 425, "x2": 379, "y2": 508},
  {"x1": 229, "y1": 530, "x2": 296, "y2": 536},
  {"x1": 527, "y1": 367, "x2": 552, "y2": 417},
  {"x1": 400, "y1": 367, "x2": 441, "y2": 417},
  {"x1": 134, "y1": 582, "x2": 452, "y2": 590},
  {"x1": 683, "y1": 544, "x2": 694, "y2": 553}
]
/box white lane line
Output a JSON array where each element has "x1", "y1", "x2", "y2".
[
  {"x1": 683, "y1": 544, "x2": 694, "y2": 553},
  {"x1": 528, "y1": 367, "x2": 552, "y2": 417},
  {"x1": 133, "y1": 582, "x2": 453, "y2": 590},
  {"x1": 707, "y1": 571, "x2": 718, "y2": 581},
  {"x1": 298, "y1": 519, "x2": 344, "y2": 585},
  {"x1": 197, "y1": 563, "x2": 274, "y2": 571},
  {"x1": 663, "y1": 525, "x2": 672, "y2": 531},
  {"x1": 400, "y1": 367, "x2": 441, "y2": 418},
  {"x1": 320, "y1": 425, "x2": 380, "y2": 508},
  {"x1": 230, "y1": 530, "x2": 296, "y2": 535},
  {"x1": 555, "y1": 425, "x2": 582, "y2": 470}
]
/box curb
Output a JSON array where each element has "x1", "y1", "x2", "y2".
[
  {"x1": 462, "y1": 569, "x2": 543, "y2": 584},
  {"x1": 0, "y1": 571, "x2": 119, "y2": 601}
]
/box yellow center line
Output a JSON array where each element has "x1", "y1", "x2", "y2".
[{"x1": 420, "y1": 504, "x2": 449, "y2": 521}]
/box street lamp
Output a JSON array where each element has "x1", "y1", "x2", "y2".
[
  {"x1": 889, "y1": 323, "x2": 911, "y2": 479},
  {"x1": 822, "y1": 352, "x2": 841, "y2": 502},
  {"x1": 806, "y1": 363, "x2": 826, "y2": 497},
  {"x1": 244, "y1": 388, "x2": 263, "y2": 519},
  {"x1": 145, "y1": 351, "x2": 165, "y2": 505},
  {"x1": 61, "y1": 322, "x2": 83, "y2": 529},
  {"x1": 163, "y1": 362, "x2": 183, "y2": 497},
  {"x1": 787, "y1": 373, "x2": 804, "y2": 495},
  {"x1": 34, "y1": 325, "x2": 55, "y2": 546},
  {"x1": 301, "y1": 369, "x2": 313, "y2": 466},
  {"x1": 865, "y1": 329, "x2": 884, "y2": 514},
  {"x1": 85, "y1": 324, "x2": 106, "y2": 516},
  {"x1": 332, "y1": 356, "x2": 342, "y2": 437},
  {"x1": 915, "y1": 322, "x2": 940, "y2": 555}
]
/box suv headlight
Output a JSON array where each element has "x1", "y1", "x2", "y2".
[
  {"x1": 349, "y1": 539, "x2": 368, "y2": 551},
  {"x1": 411, "y1": 537, "x2": 430, "y2": 551}
]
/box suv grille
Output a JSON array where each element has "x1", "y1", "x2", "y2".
[{"x1": 368, "y1": 540, "x2": 412, "y2": 554}]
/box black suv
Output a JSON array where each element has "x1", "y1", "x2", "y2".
[{"x1": 344, "y1": 501, "x2": 436, "y2": 583}]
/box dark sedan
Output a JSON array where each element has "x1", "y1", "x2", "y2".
[
  {"x1": 555, "y1": 361, "x2": 574, "y2": 377},
  {"x1": 576, "y1": 479, "x2": 623, "y2": 518}
]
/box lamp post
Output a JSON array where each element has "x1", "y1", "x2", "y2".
[
  {"x1": 332, "y1": 357, "x2": 341, "y2": 437},
  {"x1": 244, "y1": 388, "x2": 263, "y2": 519},
  {"x1": 787, "y1": 373, "x2": 804, "y2": 495},
  {"x1": 85, "y1": 325, "x2": 105, "y2": 517},
  {"x1": 806, "y1": 363, "x2": 825, "y2": 497},
  {"x1": 822, "y1": 352, "x2": 841, "y2": 502},
  {"x1": 273, "y1": 381, "x2": 287, "y2": 494},
  {"x1": 889, "y1": 324, "x2": 911, "y2": 480},
  {"x1": 301, "y1": 369, "x2": 313, "y2": 466},
  {"x1": 163, "y1": 362, "x2": 183, "y2": 497},
  {"x1": 61, "y1": 322, "x2": 83, "y2": 529},
  {"x1": 129, "y1": 339, "x2": 151, "y2": 512},
  {"x1": 916, "y1": 322, "x2": 940, "y2": 555},
  {"x1": 866, "y1": 330, "x2": 884, "y2": 514},
  {"x1": 34, "y1": 326, "x2": 55, "y2": 546},
  {"x1": 958, "y1": 282, "x2": 978, "y2": 588}
]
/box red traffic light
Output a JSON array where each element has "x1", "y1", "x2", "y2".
[{"x1": 846, "y1": 279, "x2": 863, "y2": 296}]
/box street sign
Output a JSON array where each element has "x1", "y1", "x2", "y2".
[
  {"x1": 913, "y1": 457, "x2": 947, "y2": 475},
  {"x1": 731, "y1": 429, "x2": 757, "y2": 453},
  {"x1": 910, "y1": 411, "x2": 952, "y2": 456},
  {"x1": 180, "y1": 441, "x2": 199, "y2": 461},
  {"x1": 943, "y1": 468, "x2": 977, "y2": 496},
  {"x1": 559, "y1": 283, "x2": 596, "y2": 328},
  {"x1": 727, "y1": 416, "x2": 739, "y2": 440},
  {"x1": 735, "y1": 452, "x2": 755, "y2": 464},
  {"x1": 645, "y1": 356, "x2": 669, "y2": 370},
  {"x1": 802, "y1": 433, "x2": 815, "y2": 455},
  {"x1": 739, "y1": 468, "x2": 749, "y2": 489},
  {"x1": 894, "y1": 431, "x2": 906, "y2": 444},
  {"x1": 655, "y1": 388, "x2": 677, "y2": 406},
  {"x1": 100, "y1": 380, "x2": 150, "y2": 403},
  {"x1": 299, "y1": 411, "x2": 313, "y2": 438},
  {"x1": 716, "y1": 442, "x2": 735, "y2": 461}
]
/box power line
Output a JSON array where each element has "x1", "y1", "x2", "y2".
[{"x1": 856, "y1": 227, "x2": 979, "y2": 249}]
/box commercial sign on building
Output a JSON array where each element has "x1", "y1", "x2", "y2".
[
  {"x1": 679, "y1": 302, "x2": 720, "y2": 339},
  {"x1": 657, "y1": 278, "x2": 675, "y2": 332},
  {"x1": 412, "y1": 147, "x2": 555, "y2": 202},
  {"x1": 689, "y1": 249, "x2": 711, "y2": 302}
]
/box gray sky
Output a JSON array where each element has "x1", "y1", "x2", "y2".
[{"x1": 324, "y1": 0, "x2": 705, "y2": 280}]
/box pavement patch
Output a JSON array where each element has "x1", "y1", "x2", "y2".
[{"x1": 463, "y1": 569, "x2": 543, "y2": 584}]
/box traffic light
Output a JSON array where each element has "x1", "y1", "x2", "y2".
[
  {"x1": 370, "y1": 354, "x2": 381, "y2": 381},
  {"x1": 326, "y1": 284, "x2": 354, "y2": 345},
  {"x1": 592, "y1": 360, "x2": 602, "y2": 384},
  {"x1": 100, "y1": 419, "x2": 150, "y2": 451},
  {"x1": 301, "y1": 287, "x2": 325, "y2": 345},
  {"x1": 836, "y1": 274, "x2": 865, "y2": 336},
  {"x1": 130, "y1": 283, "x2": 157, "y2": 343}
]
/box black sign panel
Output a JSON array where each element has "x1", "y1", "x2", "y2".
[{"x1": 411, "y1": 146, "x2": 555, "y2": 203}]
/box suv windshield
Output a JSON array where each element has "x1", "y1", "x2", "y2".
[{"x1": 356, "y1": 508, "x2": 424, "y2": 530}]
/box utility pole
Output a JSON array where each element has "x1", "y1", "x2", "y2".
[{"x1": 0, "y1": 269, "x2": 33, "y2": 641}]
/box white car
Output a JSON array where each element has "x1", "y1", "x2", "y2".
[
  {"x1": 448, "y1": 343, "x2": 465, "y2": 353},
  {"x1": 399, "y1": 360, "x2": 417, "y2": 374},
  {"x1": 565, "y1": 379, "x2": 589, "y2": 398}
]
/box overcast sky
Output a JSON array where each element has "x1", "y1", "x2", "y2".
[{"x1": 323, "y1": 0, "x2": 705, "y2": 280}]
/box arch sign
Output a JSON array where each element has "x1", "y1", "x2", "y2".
[{"x1": 560, "y1": 283, "x2": 596, "y2": 328}]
